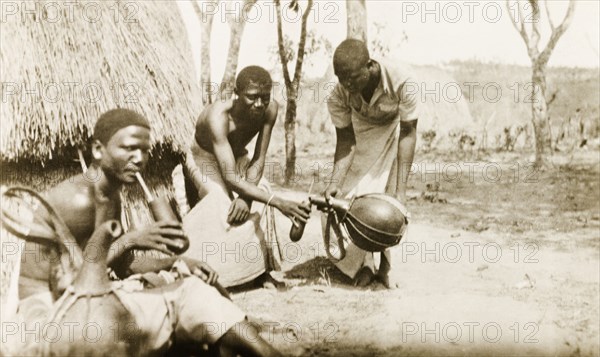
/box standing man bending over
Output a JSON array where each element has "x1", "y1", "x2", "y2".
[{"x1": 323, "y1": 39, "x2": 419, "y2": 288}]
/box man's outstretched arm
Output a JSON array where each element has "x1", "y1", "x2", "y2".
[
  {"x1": 209, "y1": 106, "x2": 309, "y2": 224},
  {"x1": 325, "y1": 125, "x2": 356, "y2": 197},
  {"x1": 324, "y1": 84, "x2": 355, "y2": 198}
]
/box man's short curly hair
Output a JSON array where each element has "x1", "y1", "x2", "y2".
[
  {"x1": 333, "y1": 39, "x2": 370, "y2": 75},
  {"x1": 235, "y1": 66, "x2": 272, "y2": 92},
  {"x1": 93, "y1": 108, "x2": 150, "y2": 144}
]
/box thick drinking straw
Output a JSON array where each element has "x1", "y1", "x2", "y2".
[
  {"x1": 135, "y1": 173, "x2": 231, "y2": 299},
  {"x1": 135, "y1": 172, "x2": 154, "y2": 201}
]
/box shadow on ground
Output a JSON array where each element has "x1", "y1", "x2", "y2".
[{"x1": 284, "y1": 257, "x2": 354, "y2": 287}]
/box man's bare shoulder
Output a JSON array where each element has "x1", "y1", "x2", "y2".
[
  {"x1": 197, "y1": 100, "x2": 233, "y2": 133},
  {"x1": 195, "y1": 100, "x2": 234, "y2": 146},
  {"x1": 210, "y1": 99, "x2": 237, "y2": 135},
  {"x1": 198, "y1": 99, "x2": 233, "y2": 124},
  {"x1": 46, "y1": 175, "x2": 94, "y2": 214}
]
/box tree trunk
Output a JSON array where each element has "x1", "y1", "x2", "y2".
[
  {"x1": 346, "y1": 0, "x2": 367, "y2": 42},
  {"x1": 531, "y1": 62, "x2": 552, "y2": 168},
  {"x1": 220, "y1": 21, "x2": 246, "y2": 100},
  {"x1": 201, "y1": 18, "x2": 214, "y2": 104},
  {"x1": 506, "y1": 0, "x2": 575, "y2": 168},
  {"x1": 219, "y1": 0, "x2": 257, "y2": 100},
  {"x1": 275, "y1": 0, "x2": 312, "y2": 185},
  {"x1": 192, "y1": 0, "x2": 217, "y2": 105},
  {"x1": 284, "y1": 86, "x2": 298, "y2": 185}
]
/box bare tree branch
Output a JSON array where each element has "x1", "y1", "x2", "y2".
[
  {"x1": 346, "y1": 0, "x2": 367, "y2": 43},
  {"x1": 529, "y1": 0, "x2": 541, "y2": 58},
  {"x1": 292, "y1": 0, "x2": 314, "y2": 87},
  {"x1": 224, "y1": 0, "x2": 258, "y2": 26},
  {"x1": 539, "y1": 0, "x2": 576, "y2": 66},
  {"x1": 192, "y1": 0, "x2": 219, "y2": 104},
  {"x1": 506, "y1": 0, "x2": 530, "y2": 49},
  {"x1": 543, "y1": 0, "x2": 555, "y2": 30},
  {"x1": 517, "y1": 1, "x2": 528, "y2": 41},
  {"x1": 274, "y1": 0, "x2": 292, "y2": 88},
  {"x1": 508, "y1": 0, "x2": 574, "y2": 168},
  {"x1": 219, "y1": 0, "x2": 258, "y2": 98},
  {"x1": 191, "y1": 0, "x2": 202, "y2": 19},
  {"x1": 243, "y1": 0, "x2": 258, "y2": 17}
]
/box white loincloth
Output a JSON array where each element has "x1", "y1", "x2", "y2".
[{"x1": 174, "y1": 141, "x2": 281, "y2": 287}]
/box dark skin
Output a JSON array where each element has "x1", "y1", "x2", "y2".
[
  {"x1": 325, "y1": 56, "x2": 418, "y2": 288},
  {"x1": 194, "y1": 81, "x2": 310, "y2": 226},
  {"x1": 19, "y1": 124, "x2": 281, "y2": 357},
  {"x1": 325, "y1": 58, "x2": 418, "y2": 202},
  {"x1": 324, "y1": 59, "x2": 379, "y2": 199},
  {"x1": 19, "y1": 126, "x2": 217, "y2": 298}
]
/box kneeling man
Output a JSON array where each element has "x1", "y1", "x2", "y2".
[{"x1": 178, "y1": 66, "x2": 310, "y2": 287}]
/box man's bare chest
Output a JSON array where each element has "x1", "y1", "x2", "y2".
[{"x1": 227, "y1": 117, "x2": 263, "y2": 149}]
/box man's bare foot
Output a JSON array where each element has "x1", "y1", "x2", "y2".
[
  {"x1": 375, "y1": 273, "x2": 399, "y2": 289},
  {"x1": 353, "y1": 267, "x2": 375, "y2": 287}
]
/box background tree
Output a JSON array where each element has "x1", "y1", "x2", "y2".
[
  {"x1": 369, "y1": 21, "x2": 408, "y2": 59},
  {"x1": 192, "y1": 0, "x2": 257, "y2": 103},
  {"x1": 507, "y1": 0, "x2": 576, "y2": 168},
  {"x1": 346, "y1": 0, "x2": 367, "y2": 42},
  {"x1": 275, "y1": 0, "x2": 314, "y2": 184},
  {"x1": 268, "y1": 29, "x2": 332, "y2": 75},
  {"x1": 191, "y1": 0, "x2": 218, "y2": 105},
  {"x1": 219, "y1": 0, "x2": 258, "y2": 99}
]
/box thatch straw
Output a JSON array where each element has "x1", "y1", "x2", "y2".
[
  {"x1": 1, "y1": 1, "x2": 202, "y2": 319},
  {"x1": 0, "y1": 0, "x2": 200, "y2": 163}
]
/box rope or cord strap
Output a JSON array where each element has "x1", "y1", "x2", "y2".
[{"x1": 266, "y1": 193, "x2": 276, "y2": 207}]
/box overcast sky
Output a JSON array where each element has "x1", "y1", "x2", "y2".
[{"x1": 177, "y1": 0, "x2": 600, "y2": 80}]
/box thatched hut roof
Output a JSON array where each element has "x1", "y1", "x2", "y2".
[
  {"x1": 0, "y1": 0, "x2": 202, "y2": 246},
  {"x1": 0, "y1": 0, "x2": 200, "y2": 164},
  {"x1": 1, "y1": 2, "x2": 203, "y2": 311}
]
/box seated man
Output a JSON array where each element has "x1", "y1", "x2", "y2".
[
  {"x1": 12, "y1": 108, "x2": 281, "y2": 356},
  {"x1": 177, "y1": 66, "x2": 310, "y2": 287}
]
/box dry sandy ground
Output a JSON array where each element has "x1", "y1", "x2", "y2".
[
  {"x1": 1, "y1": 151, "x2": 598, "y2": 356},
  {"x1": 232, "y1": 211, "x2": 599, "y2": 357},
  {"x1": 229, "y1": 151, "x2": 600, "y2": 357}
]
